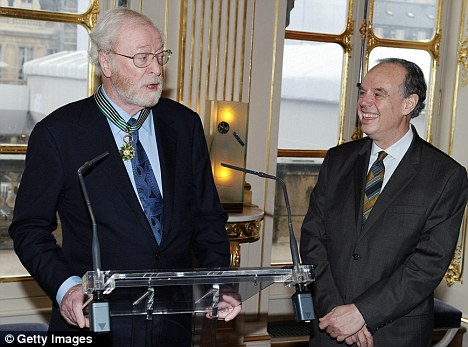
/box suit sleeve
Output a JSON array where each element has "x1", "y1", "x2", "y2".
[
  {"x1": 9, "y1": 121, "x2": 75, "y2": 302},
  {"x1": 189, "y1": 117, "x2": 230, "y2": 269},
  {"x1": 354, "y1": 165, "x2": 468, "y2": 333},
  {"x1": 300, "y1": 154, "x2": 345, "y2": 317}
]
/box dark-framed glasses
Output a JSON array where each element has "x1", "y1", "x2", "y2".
[{"x1": 112, "y1": 49, "x2": 172, "y2": 68}]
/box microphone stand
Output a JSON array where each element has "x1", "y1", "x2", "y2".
[
  {"x1": 221, "y1": 163, "x2": 315, "y2": 322},
  {"x1": 77, "y1": 151, "x2": 110, "y2": 332}
]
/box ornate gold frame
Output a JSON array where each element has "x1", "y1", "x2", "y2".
[
  {"x1": 0, "y1": 1, "x2": 99, "y2": 155},
  {"x1": 280, "y1": 0, "x2": 466, "y2": 286},
  {"x1": 283, "y1": 0, "x2": 355, "y2": 156},
  {"x1": 0, "y1": 1, "x2": 99, "y2": 281},
  {"x1": 359, "y1": 0, "x2": 442, "y2": 143}
]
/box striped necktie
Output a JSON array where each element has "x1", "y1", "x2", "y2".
[
  {"x1": 128, "y1": 118, "x2": 163, "y2": 244},
  {"x1": 362, "y1": 151, "x2": 388, "y2": 224}
]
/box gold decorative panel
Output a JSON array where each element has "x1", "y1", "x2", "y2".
[{"x1": 177, "y1": 0, "x2": 254, "y2": 119}]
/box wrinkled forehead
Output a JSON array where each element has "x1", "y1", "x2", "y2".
[
  {"x1": 362, "y1": 63, "x2": 405, "y2": 93},
  {"x1": 114, "y1": 21, "x2": 163, "y2": 51}
]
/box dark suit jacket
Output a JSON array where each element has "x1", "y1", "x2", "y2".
[
  {"x1": 9, "y1": 95, "x2": 230, "y2": 331},
  {"x1": 300, "y1": 128, "x2": 468, "y2": 347}
]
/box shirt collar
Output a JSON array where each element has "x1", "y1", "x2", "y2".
[
  {"x1": 101, "y1": 85, "x2": 153, "y2": 136},
  {"x1": 370, "y1": 127, "x2": 413, "y2": 161}
]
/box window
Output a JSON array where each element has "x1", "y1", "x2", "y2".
[
  {"x1": 272, "y1": 0, "x2": 441, "y2": 265},
  {"x1": 0, "y1": 1, "x2": 94, "y2": 146},
  {"x1": 0, "y1": 0, "x2": 97, "y2": 260},
  {"x1": 17, "y1": 46, "x2": 34, "y2": 80}
]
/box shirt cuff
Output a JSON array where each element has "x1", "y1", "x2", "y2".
[{"x1": 56, "y1": 276, "x2": 82, "y2": 306}]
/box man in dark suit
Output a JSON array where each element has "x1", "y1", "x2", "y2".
[
  {"x1": 9, "y1": 7, "x2": 239, "y2": 346},
  {"x1": 300, "y1": 58, "x2": 468, "y2": 347}
]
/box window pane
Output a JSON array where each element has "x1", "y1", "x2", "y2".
[
  {"x1": 2, "y1": 0, "x2": 91, "y2": 13},
  {"x1": 368, "y1": 47, "x2": 432, "y2": 137},
  {"x1": 279, "y1": 40, "x2": 343, "y2": 150},
  {"x1": 271, "y1": 157, "x2": 323, "y2": 264},
  {"x1": 287, "y1": 0, "x2": 348, "y2": 34},
  {"x1": 373, "y1": 0, "x2": 437, "y2": 41},
  {"x1": 0, "y1": 20, "x2": 89, "y2": 145}
]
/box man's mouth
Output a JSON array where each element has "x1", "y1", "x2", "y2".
[
  {"x1": 360, "y1": 113, "x2": 379, "y2": 120},
  {"x1": 146, "y1": 83, "x2": 160, "y2": 90}
]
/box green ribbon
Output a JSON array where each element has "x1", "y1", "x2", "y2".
[
  {"x1": 94, "y1": 85, "x2": 150, "y2": 133},
  {"x1": 94, "y1": 85, "x2": 151, "y2": 160}
]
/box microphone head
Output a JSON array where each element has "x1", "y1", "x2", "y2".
[{"x1": 78, "y1": 152, "x2": 109, "y2": 175}]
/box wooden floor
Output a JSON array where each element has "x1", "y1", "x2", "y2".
[{"x1": 271, "y1": 336, "x2": 308, "y2": 347}]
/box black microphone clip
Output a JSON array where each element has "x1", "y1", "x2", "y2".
[{"x1": 221, "y1": 163, "x2": 315, "y2": 322}]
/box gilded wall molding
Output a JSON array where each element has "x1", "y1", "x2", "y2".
[
  {"x1": 458, "y1": 37, "x2": 468, "y2": 86},
  {"x1": 444, "y1": 207, "x2": 467, "y2": 286},
  {"x1": 443, "y1": 0, "x2": 468, "y2": 286},
  {"x1": 178, "y1": 0, "x2": 254, "y2": 117}
]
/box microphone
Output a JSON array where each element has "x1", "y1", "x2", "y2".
[
  {"x1": 221, "y1": 162, "x2": 315, "y2": 322},
  {"x1": 77, "y1": 151, "x2": 110, "y2": 332},
  {"x1": 77, "y1": 151, "x2": 109, "y2": 273}
]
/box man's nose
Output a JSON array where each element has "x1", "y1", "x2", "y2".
[
  {"x1": 359, "y1": 92, "x2": 375, "y2": 105},
  {"x1": 147, "y1": 55, "x2": 162, "y2": 75}
]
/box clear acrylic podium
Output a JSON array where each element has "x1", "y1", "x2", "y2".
[{"x1": 82, "y1": 265, "x2": 314, "y2": 346}]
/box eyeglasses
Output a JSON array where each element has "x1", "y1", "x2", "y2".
[{"x1": 112, "y1": 50, "x2": 172, "y2": 68}]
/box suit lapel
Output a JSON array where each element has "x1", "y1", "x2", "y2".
[
  {"x1": 359, "y1": 130, "x2": 421, "y2": 236},
  {"x1": 152, "y1": 104, "x2": 177, "y2": 242},
  {"x1": 354, "y1": 141, "x2": 372, "y2": 229},
  {"x1": 75, "y1": 97, "x2": 156, "y2": 241}
]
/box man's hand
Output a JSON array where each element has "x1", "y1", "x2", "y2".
[
  {"x1": 319, "y1": 304, "x2": 366, "y2": 342},
  {"x1": 205, "y1": 291, "x2": 242, "y2": 322},
  {"x1": 59, "y1": 284, "x2": 90, "y2": 328},
  {"x1": 344, "y1": 326, "x2": 374, "y2": 347}
]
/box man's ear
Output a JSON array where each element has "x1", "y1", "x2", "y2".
[
  {"x1": 403, "y1": 94, "x2": 418, "y2": 116},
  {"x1": 99, "y1": 51, "x2": 112, "y2": 78}
]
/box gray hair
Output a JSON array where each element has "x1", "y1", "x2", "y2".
[
  {"x1": 376, "y1": 58, "x2": 427, "y2": 118},
  {"x1": 89, "y1": 7, "x2": 162, "y2": 76}
]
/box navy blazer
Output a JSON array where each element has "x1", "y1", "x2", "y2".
[
  {"x1": 300, "y1": 128, "x2": 468, "y2": 346},
  {"x1": 9, "y1": 95, "x2": 230, "y2": 328}
]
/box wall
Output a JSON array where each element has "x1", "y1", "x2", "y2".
[
  {"x1": 1, "y1": 0, "x2": 468, "y2": 346},
  {"x1": 0, "y1": 1, "x2": 288, "y2": 346},
  {"x1": 434, "y1": 2, "x2": 468, "y2": 345}
]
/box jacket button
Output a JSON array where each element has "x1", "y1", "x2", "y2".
[
  {"x1": 352, "y1": 253, "x2": 360, "y2": 260},
  {"x1": 155, "y1": 253, "x2": 160, "y2": 260}
]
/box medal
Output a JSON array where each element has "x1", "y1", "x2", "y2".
[
  {"x1": 94, "y1": 85, "x2": 151, "y2": 161},
  {"x1": 120, "y1": 134, "x2": 135, "y2": 161}
]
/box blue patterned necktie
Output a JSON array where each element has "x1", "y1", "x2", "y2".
[
  {"x1": 362, "y1": 151, "x2": 388, "y2": 224},
  {"x1": 128, "y1": 117, "x2": 163, "y2": 244}
]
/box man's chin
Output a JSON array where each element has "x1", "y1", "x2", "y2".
[{"x1": 143, "y1": 93, "x2": 162, "y2": 107}]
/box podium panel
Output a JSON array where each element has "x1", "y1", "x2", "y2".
[
  {"x1": 83, "y1": 266, "x2": 314, "y2": 317},
  {"x1": 82, "y1": 266, "x2": 314, "y2": 346}
]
